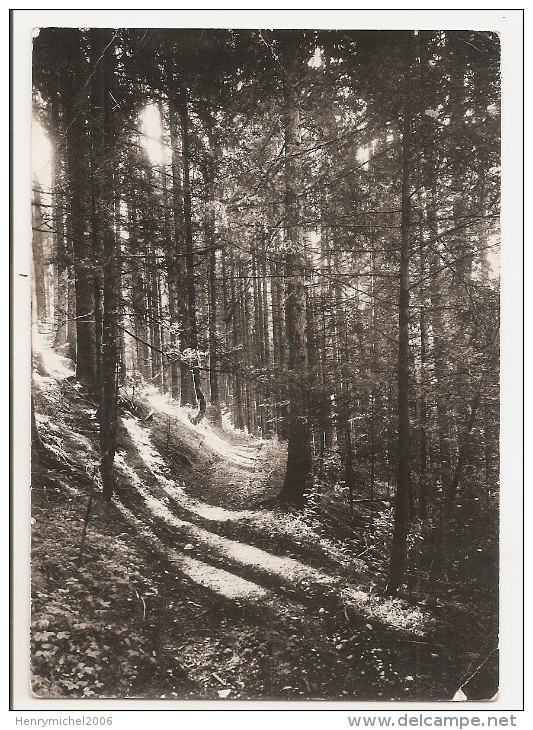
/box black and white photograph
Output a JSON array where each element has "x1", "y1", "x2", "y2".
[{"x1": 11, "y1": 8, "x2": 524, "y2": 714}]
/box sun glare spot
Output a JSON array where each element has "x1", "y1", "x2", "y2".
[
  {"x1": 308, "y1": 47, "x2": 324, "y2": 68},
  {"x1": 139, "y1": 104, "x2": 170, "y2": 166},
  {"x1": 356, "y1": 146, "x2": 371, "y2": 166},
  {"x1": 32, "y1": 119, "x2": 53, "y2": 191}
]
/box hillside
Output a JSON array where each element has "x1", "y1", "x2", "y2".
[{"x1": 30, "y1": 337, "x2": 498, "y2": 701}]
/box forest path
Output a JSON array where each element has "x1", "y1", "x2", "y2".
[
  {"x1": 110, "y1": 404, "x2": 437, "y2": 698},
  {"x1": 114, "y1": 407, "x2": 429, "y2": 636}
]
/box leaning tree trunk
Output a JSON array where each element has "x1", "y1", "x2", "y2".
[
  {"x1": 278, "y1": 33, "x2": 312, "y2": 503},
  {"x1": 387, "y1": 35, "x2": 414, "y2": 595}
]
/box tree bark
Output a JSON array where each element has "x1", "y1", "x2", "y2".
[
  {"x1": 260, "y1": 244, "x2": 273, "y2": 436},
  {"x1": 202, "y1": 120, "x2": 222, "y2": 427},
  {"x1": 31, "y1": 186, "x2": 48, "y2": 326},
  {"x1": 91, "y1": 28, "x2": 119, "y2": 500},
  {"x1": 177, "y1": 80, "x2": 202, "y2": 410},
  {"x1": 166, "y1": 61, "x2": 189, "y2": 403},
  {"x1": 387, "y1": 34, "x2": 414, "y2": 595},
  {"x1": 60, "y1": 31, "x2": 98, "y2": 397},
  {"x1": 278, "y1": 33, "x2": 312, "y2": 503}
]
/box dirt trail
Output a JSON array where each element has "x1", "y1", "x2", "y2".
[
  {"x1": 116, "y1": 412, "x2": 429, "y2": 637},
  {"x1": 105, "y1": 407, "x2": 446, "y2": 700}
]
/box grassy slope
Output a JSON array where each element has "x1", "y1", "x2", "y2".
[{"x1": 30, "y1": 345, "x2": 498, "y2": 702}]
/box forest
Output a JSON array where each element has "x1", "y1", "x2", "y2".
[{"x1": 30, "y1": 27, "x2": 500, "y2": 701}]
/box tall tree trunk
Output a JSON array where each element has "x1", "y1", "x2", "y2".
[
  {"x1": 147, "y1": 239, "x2": 163, "y2": 389},
  {"x1": 345, "y1": 424, "x2": 355, "y2": 513},
  {"x1": 387, "y1": 35, "x2": 414, "y2": 594},
  {"x1": 417, "y1": 164, "x2": 431, "y2": 520},
  {"x1": 48, "y1": 96, "x2": 73, "y2": 355},
  {"x1": 318, "y1": 210, "x2": 333, "y2": 450},
  {"x1": 202, "y1": 125, "x2": 222, "y2": 426},
  {"x1": 178, "y1": 80, "x2": 203, "y2": 412},
  {"x1": 31, "y1": 186, "x2": 48, "y2": 326},
  {"x1": 252, "y1": 249, "x2": 267, "y2": 436},
  {"x1": 278, "y1": 33, "x2": 311, "y2": 503},
  {"x1": 90, "y1": 159, "x2": 104, "y2": 399},
  {"x1": 208, "y1": 237, "x2": 221, "y2": 425},
  {"x1": 59, "y1": 31, "x2": 97, "y2": 396},
  {"x1": 260, "y1": 244, "x2": 272, "y2": 436},
  {"x1": 230, "y1": 251, "x2": 245, "y2": 430},
  {"x1": 66, "y1": 258, "x2": 77, "y2": 359},
  {"x1": 91, "y1": 29, "x2": 119, "y2": 500},
  {"x1": 160, "y1": 164, "x2": 179, "y2": 397},
  {"x1": 220, "y1": 247, "x2": 231, "y2": 415},
  {"x1": 241, "y1": 274, "x2": 255, "y2": 435},
  {"x1": 166, "y1": 63, "x2": 190, "y2": 404},
  {"x1": 61, "y1": 178, "x2": 78, "y2": 361},
  {"x1": 418, "y1": 238, "x2": 430, "y2": 520},
  {"x1": 126, "y1": 202, "x2": 151, "y2": 380},
  {"x1": 270, "y1": 255, "x2": 286, "y2": 437}
]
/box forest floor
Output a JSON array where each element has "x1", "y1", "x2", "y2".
[{"x1": 30, "y1": 336, "x2": 499, "y2": 703}]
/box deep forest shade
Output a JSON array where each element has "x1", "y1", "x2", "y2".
[{"x1": 31, "y1": 28, "x2": 500, "y2": 697}]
